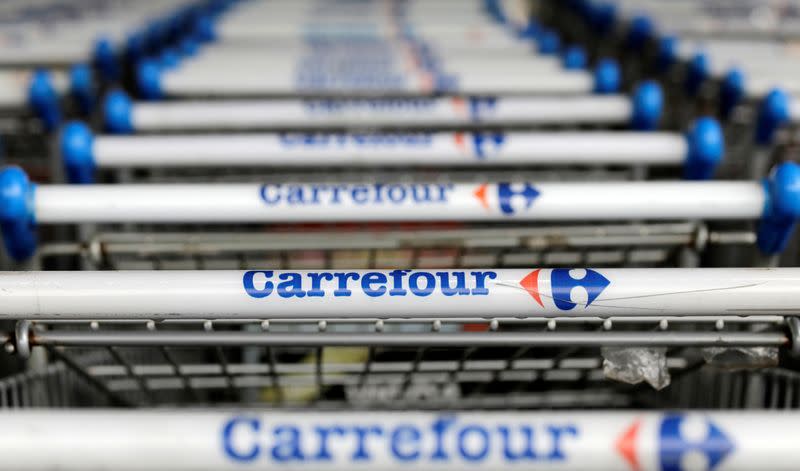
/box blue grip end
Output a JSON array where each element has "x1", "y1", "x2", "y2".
[
  {"x1": 0, "y1": 166, "x2": 37, "y2": 262},
  {"x1": 684, "y1": 117, "x2": 724, "y2": 180},
  {"x1": 93, "y1": 36, "x2": 119, "y2": 81},
  {"x1": 125, "y1": 31, "x2": 146, "y2": 64},
  {"x1": 593, "y1": 58, "x2": 620, "y2": 94},
  {"x1": 630, "y1": 80, "x2": 663, "y2": 131},
  {"x1": 591, "y1": 2, "x2": 617, "y2": 34},
  {"x1": 69, "y1": 63, "x2": 94, "y2": 115},
  {"x1": 657, "y1": 35, "x2": 678, "y2": 72},
  {"x1": 194, "y1": 14, "x2": 217, "y2": 43},
  {"x1": 755, "y1": 88, "x2": 790, "y2": 146},
  {"x1": 719, "y1": 68, "x2": 745, "y2": 120},
  {"x1": 518, "y1": 20, "x2": 540, "y2": 40},
  {"x1": 626, "y1": 14, "x2": 653, "y2": 50},
  {"x1": 562, "y1": 45, "x2": 587, "y2": 70},
  {"x1": 758, "y1": 162, "x2": 800, "y2": 254},
  {"x1": 27, "y1": 69, "x2": 61, "y2": 131},
  {"x1": 685, "y1": 52, "x2": 709, "y2": 97},
  {"x1": 179, "y1": 37, "x2": 199, "y2": 57},
  {"x1": 537, "y1": 30, "x2": 561, "y2": 55},
  {"x1": 103, "y1": 89, "x2": 133, "y2": 134},
  {"x1": 159, "y1": 48, "x2": 181, "y2": 70},
  {"x1": 61, "y1": 121, "x2": 95, "y2": 184},
  {"x1": 137, "y1": 59, "x2": 163, "y2": 100}
]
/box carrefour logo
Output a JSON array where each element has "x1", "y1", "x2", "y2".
[
  {"x1": 221, "y1": 415, "x2": 580, "y2": 464},
  {"x1": 259, "y1": 183, "x2": 454, "y2": 207},
  {"x1": 303, "y1": 98, "x2": 438, "y2": 113},
  {"x1": 617, "y1": 415, "x2": 735, "y2": 471},
  {"x1": 243, "y1": 270, "x2": 498, "y2": 299},
  {"x1": 519, "y1": 268, "x2": 610, "y2": 310},
  {"x1": 473, "y1": 183, "x2": 540, "y2": 215},
  {"x1": 453, "y1": 132, "x2": 505, "y2": 159},
  {"x1": 279, "y1": 132, "x2": 434, "y2": 148}
]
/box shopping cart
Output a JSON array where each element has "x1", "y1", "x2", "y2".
[
  {"x1": 0, "y1": 410, "x2": 797, "y2": 470},
  {"x1": 0, "y1": 268, "x2": 796, "y2": 409},
  {"x1": 63, "y1": 111, "x2": 725, "y2": 185},
  {"x1": 2, "y1": 159, "x2": 797, "y2": 272}
]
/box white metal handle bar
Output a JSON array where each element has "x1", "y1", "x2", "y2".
[
  {"x1": 102, "y1": 83, "x2": 660, "y2": 133},
  {"x1": 1, "y1": 268, "x2": 800, "y2": 319},
  {"x1": 62, "y1": 116, "x2": 721, "y2": 184},
  {"x1": 1, "y1": 163, "x2": 799, "y2": 261},
  {"x1": 0, "y1": 410, "x2": 795, "y2": 470},
  {"x1": 140, "y1": 62, "x2": 604, "y2": 98}
]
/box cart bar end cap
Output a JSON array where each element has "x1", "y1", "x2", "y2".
[
  {"x1": 69, "y1": 63, "x2": 94, "y2": 115},
  {"x1": 657, "y1": 35, "x2": 678, "y2": 72},
  {"x1": 593, "y1": 58, "x2": 620, "y2": 94},
  {"x1": 103, "y1": 89, "x2": 133, "y2": 134},
  {"x1": 684, "y1": 117, "x2": 724, "y2": 180},
  {"x1": 720, "y1": 68, "x2": 745, "y2": 120},
  {"x1": 626, "y1": 14, "x2": 654, "y2": 50},
  {"x1": 685, "y1": 52, "x2": 709, "y2": 97},
  {"x1": 93, "y1": 36, "x2": 119, "y2": 81},
  {"x1": 137, "y1": 59, "x2": 163, "y2": 100},
  {"x1": 758, "y1": 162, "x2": 800, "y2": 254},
  {"x1": 562, "y1": 45, "x2": 587, "y2": 70},
  {"x1": 61, "y1": 121, "x2": 95, "y2": 184},
  {"x1": 537, "y1": 30, "x2": 560, "y2": 55},
  {"x1": 590, "y1": 1, "x2": 617, "y2": 35},
  {"x1": 159, "y1": 48, "x2": 182, "y2": 70},
  {"x1": 0, "y1": 166, "x2": 36, "y2": 262},
  {"x1": 193, "y1": 13, "x2": 217, "y2": 43},
  {"x1": 27, "y1": 69, "x2": 61, "y2": 132},
  {"x1": 631, "y1": 80, "x2": 663, "y2": 130},
  {"x1": 756, "y1": 88, "x2": 790, "y2": 146}
]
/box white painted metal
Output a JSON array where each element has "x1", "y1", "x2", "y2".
[
  {"x1": 0, "y1": 268, "x2": 796, "y2": 319},
  {"x1": 93, "y1": 132, "x2": 687, "y2": 168}
]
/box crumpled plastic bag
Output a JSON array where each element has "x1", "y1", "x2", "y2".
[
  {"x1": 701, "y1": 346, "x2": 778, "y2": 370},
  {"x1": 602, "y1": 347, "x2": 671, "y2": 390}
]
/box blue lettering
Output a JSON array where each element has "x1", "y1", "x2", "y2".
[
  {"x1": 391, "y1": 425, "x2": 421, "y2": 462},
  {"x1": 431, "y1": 417, "x2": 455, "y2": 460},
  {"x1": 314, "y1": 425, "x2": 346, "y2": 460},
  {"x1": 259, "y1": 184, "x2": 281, "y2": 205},
  {"x1": 271, "y1": 425, "x2": 305, "y2": 462},
  {"x1": 386, "y1": 185, "x2": 406, "y2": 203},
  {"x1": 307, "y1": 272, "x2": 334, "y2": 297},
  {"x1": 470, "y1": 271, "x2": 497, "y2": 295},
  {"x1": 436, "y1": 272, "x2": 469, "y2": 296},
  {"x1": 546, "y1": 425, "x2": 578, "y2": 461},
  {"x1": 458, "y1": 425, "x2": 490, "y2": 462},
  {"x1": 351, "y1": 185, "x2": 369, "y2": 204},
  {"x1": 243, "y1": 271, "x2": 274, "y2": 299},
  {"x1": 498, "y1": 426, "x2": 537, "y2": 461},
  {"x1": 277, "y1": 272, "x2": 306, "y2": 298},
  {"x1": 222, "y1": 416, "x2": 260, "y2": 462},
  {"x1": 388, "y1": 270, "x2": 410, "y2": 296},
  {"x1": 351, "y1": 425, "x2": 383, "y2": 461},
  {"x1": 361, "y1": 272, "x2": 387, "y2": 297},
  {"x1": 408, "y1": 272, "x2": 435, "y2": 297},
  {"x1": 333, "y1": 272, "x2": 360, "y2": 297}
]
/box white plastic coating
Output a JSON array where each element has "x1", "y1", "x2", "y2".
[
  {"x1": 129, "y1": 96, "x2": 633, "y2": 131},
  {"x1": 33, "y1": 181, "x2": 764, "y2": 223},
  {"x1": 0, "y1": 268, "x2": 796, "y2": 319},
  {"x1": 93, "y1": 132, "x2": 687, "y2": 168},
  {"x1": 159, "y1": 68, "x2": 594, "y2": 96},
  {"x1": 0, "y1": 410, "x2": 795, "y2": 470}
]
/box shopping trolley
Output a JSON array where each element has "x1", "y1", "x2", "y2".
[
  {"x1": 0, "y1": 268, "x2": 798, "y2": 409},
  {"x1": 63, "y1": 111, "x2": 725, "y2": 185},
  {"x1": 0, "y1": 410, "x2": 797, "y2": 470},
  {"x1": 2, "y1": 159, "x2": 797, "y2": 272},
  {"x1": 100, "y1": 79, "x2": 659, "y2": 134}
]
